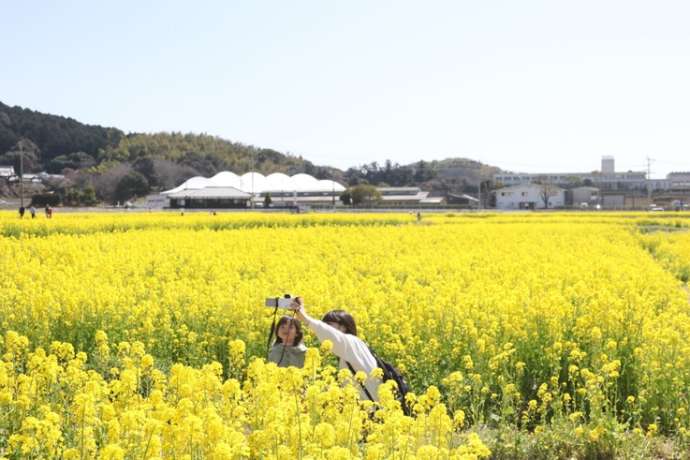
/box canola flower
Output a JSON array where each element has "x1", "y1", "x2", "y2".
[
  {"x1": 1, "y1": 211, "x2": 690, "y2": 457},
  {"x1": 0, "y1": 331, "x2": 490, "y2": 459},
  {"x1": 640, "y1": 229, "x2": 690, "y2": 285}
]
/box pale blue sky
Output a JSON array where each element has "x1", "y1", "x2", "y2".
[{"x1": 2, "y1": 0, "x2": 689, "y2": 177}]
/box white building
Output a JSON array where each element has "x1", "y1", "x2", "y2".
[
  {"x1": 668, "y1": 172, "x2": 690, "y2": 190},
  {"x1": 495, "y1": 184, "x2": 566, "y2": 210},
  {"x1": 668, "y1": 172, "x2": 690, "y2": 182},
  {"x1": 601, "y1": 156, "x2": 615, "y2": 175},
  {"x1": 162, "y1": 171, "x2": 346, "y2": 208},
  {"x1": 493, "y1": 156, "x2": 651, "y2": 191},
  {"x1": 376, "y1": 187, "x2": 445, "y2": 206},
  {"x1": 571, "y1": 186, "x2": 600, "y2": 207}
]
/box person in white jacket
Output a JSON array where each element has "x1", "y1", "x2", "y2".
[{"x1": 290, "y1": 297, "x2": 380, "y2": 402}]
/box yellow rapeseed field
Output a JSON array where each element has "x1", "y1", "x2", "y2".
[{"x1": 1, "y1": 211, "x2": 690, "y2": 459}]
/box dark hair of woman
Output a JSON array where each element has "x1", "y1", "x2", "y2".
[
  {"x1": 274, "y1": 316, "x2": 304, "y2": 345},
  {"x1": 321, "y1": 310, "x2": 358, "y2": 336}
]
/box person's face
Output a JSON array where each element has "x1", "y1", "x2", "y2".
[
  {"x1": 327, "y1": 322, "x2": 347, "y2": 333},
  {"x1": 277, "y1": 321, "x2": 297, "y2": 345}
]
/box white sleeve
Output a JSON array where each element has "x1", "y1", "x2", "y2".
[{"x1": 303, "y1": 317, "x2": 377, "y2": 373}]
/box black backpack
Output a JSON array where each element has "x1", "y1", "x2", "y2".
[{"x1": 347, "y1": 346, "x2": 411, "y2": 416}]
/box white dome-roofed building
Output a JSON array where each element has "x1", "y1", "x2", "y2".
[
  {"x1": 239, "y1": 172, "x2": 268, "y2": 195},
  {"x1": 209, "y1": 171, "x2": 241, "y2": 189},
  {"x1": 264, "y1": 172, "x2": 292, "y2": 190},
  {"x1": 164, "y1": 176, "x2": 213, "y2": 195},
  {"x1": 162, "y1": 171, "x2": 346, "y2": 208},
  {"x1": 292, "y1": 173, "x2": 319, "y2": 187},
  {"x1": 318, "y1": 179, "x2": 346, "y2": 192}
]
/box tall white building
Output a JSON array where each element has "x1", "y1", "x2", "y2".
[{"x1": 601, "y1": 156, "x2": 615, "y2": 175}]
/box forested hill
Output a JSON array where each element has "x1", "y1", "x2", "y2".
[
  {"x1": 0, "y1": 101, "x2": 124, "y2": 168},
  {"x1": 0, "y1": 101, "x2": 332, "y2": 179},
  {"x1": 98, "y1": 132, "x2": 334, "y2": 178},
  {"x1": 0, "y1": 101, "x2": 501, "y2": 202}
]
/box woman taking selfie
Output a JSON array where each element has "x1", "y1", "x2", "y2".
[
  {"x1": 290, "y1": 297, "x2": 379, "y2": 401},
  {"x1": 268, "y1": 316, "x2": 307, "y2": 368}
]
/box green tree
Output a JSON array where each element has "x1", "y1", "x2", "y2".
[
  {"x1": 350, "y1": 185, "x2": 381, "y2": 207},
  {"x1": 81, "y1": 186, "x2": 98, "y2": 206},
  {"x1": 47, "y1": 151, "x2": 96, "y2": 173},
  {"x1": 62, "y1": 186, "x2": 98, "y2": 206},
  {"x1": 114, "y1": 171, "x2": 150, "y2": 203},
  {"x1": 63, "y1": 188, "x2": 81, "y2": 206},
  {"x1": 340, "y1": 191, "x2": 352, "y2": 206},
  {"x1": 0, "y1": 138, "x2": 41, "y2": 173}
]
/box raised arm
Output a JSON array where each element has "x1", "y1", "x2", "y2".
[
  {"x1": 290, "y1": 298, "x2": 352, "y2": 357},
  {"x1": 290, "y1": 299, "x2": 377, "y2": 373}
]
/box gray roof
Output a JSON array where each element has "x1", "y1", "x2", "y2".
[
  {"x1": 167, "y1": 187, "x2": 252, "y2": 199},
  {"x1": 448, "y1": 193, "x2": 480, "y2": 202},
  {"x1": 380, "y1": 192, "x2": 429, "y2": 201},
  {"x1": 376, "y1": 187, "x2": 422, "y2": 192},
  {"x1": 252, "y1": 195, "x2": 339, "y2": 203},
  {"x1": 420, "y1": 196, "x2": 445, "y2": 204}
]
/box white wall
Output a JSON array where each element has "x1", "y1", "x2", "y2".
[{"x1": 496, "y1": 186, "x2": 565, "y2": 209}]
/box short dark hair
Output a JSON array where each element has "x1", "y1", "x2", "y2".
[
  {"x1": 274, "y1": 316, "x2": 304, "y2": 346},
  {"x1": 322, "y1": 310, "x2": 357, "y2": 336}
]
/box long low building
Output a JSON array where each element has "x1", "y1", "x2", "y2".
[
  {"x1": 163, "y1": 171, "x2": 346, "y2": 208},
  {"x1": 166, "y1": 186, "x2": 252, "y2": 209},
  {"x1": 376, "y1": 187, "x2": 446, "y2": 206},
  {"x1": 0, "y1": 167, "x2": 14, "y2": 178}
]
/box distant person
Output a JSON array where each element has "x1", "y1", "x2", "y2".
[
  {"x1": 45, "y1": 205, "x2": 53, "y2": 219},
  {"x1": 268, "y1": 316, "x2": 306, "y2": 368},
  {"x1": 290, "y1": 298, "x2": 380, "y2": 401},
  {"x1": 18, "y1": 206, "x2": 25, "y2": 218},
  {"x1": 29, "y1": 206, "x2": 36, "y2": 219}
]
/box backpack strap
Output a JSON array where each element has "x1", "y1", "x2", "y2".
[
  {"x1": 266, "y1": 305, "x2": 279, "y2": 359},
  {"x1": 346, "y1": 361, "x2": 376, "y2": 403},
  {"x1": 360, "y1": 346, "x2": 412, "y2": 416}
]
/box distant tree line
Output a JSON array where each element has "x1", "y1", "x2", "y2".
[
  {"x1": 0, "y1": 101, "x2": 341, "y2": 204},
  {"x1": 0, "y1": 100, "x2": 502, "y2": 205},
  {"x1": 344, "y1": 160, "x2": 436, "y2": 186}
]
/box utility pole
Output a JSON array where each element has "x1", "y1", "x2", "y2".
[
  {"x1": 19, "y1": 148, "x2": 24, "y2": 208},
  {"x1": 646, "y1": 156, "x2": 654, "y2": 203},
  {"x1": 477, "y1": 181, "x2": 482, "y2": 210},
  {"x1": 251, "y1": 171, "x2": 255, "y2": 209}
]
